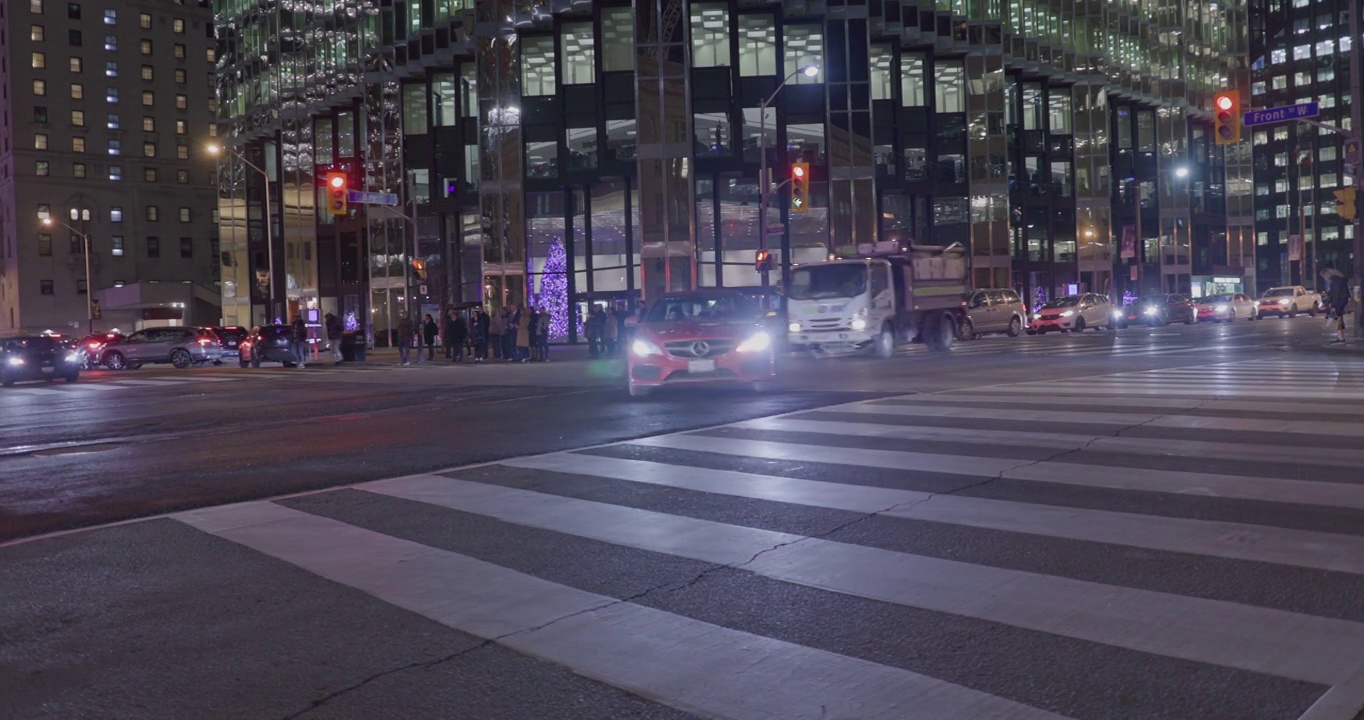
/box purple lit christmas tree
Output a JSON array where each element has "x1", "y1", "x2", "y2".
[{"x1": 538, "y1": 237, "x2": 570, "y2": 339}]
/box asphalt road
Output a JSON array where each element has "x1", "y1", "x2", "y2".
[{"x1": 2, "y1": 315, "x2": 1362, "y2": 720}]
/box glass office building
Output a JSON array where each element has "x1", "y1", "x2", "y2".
[{"x1": 214, "y1": 0, "x2": 1249, "y2": 341}]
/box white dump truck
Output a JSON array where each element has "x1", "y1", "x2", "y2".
[{"x1": 785, "y1": 242, "x2": 968, "y2": 357}]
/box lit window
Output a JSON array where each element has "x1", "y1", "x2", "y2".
[
  {"x1": 600, "y1": 8, "x2": 633, "y2": 72},
  {"x1": 870, "y1": 43, "x2": 893, "y2": 101},
  {"x1": 33, "y1": 79, "x2": 47, "y2": 96},
  {"x1": 73, "y1": 163, "x2": 87, "y2": 178},
  {"x1": 32, "y1": 52, "x2": 46, "y2": 69},
  {"x1": 106, "y1": 61, "x2": 117, "y2": 77},
  {"x1": 783, "y1": 25, "x2": 823, "y2": 86},
  {"x1": 173, "y1": 44, "x2": 185, "y2": 60},
  {"x1": 935, "y1": 60, "x2": 965, "y2": 113},
  {"x1": 106, "y1": 88, "x2": 118, "y2": 104},
  {"x1": 146, "y1": 206, "x2": 159, "y2": 222},
  {"x1": 110, "y1": 207, "x2": 123, "y2": 222},
  {"x1": 175, "y1": 68, "x2": 186, "y2": 84},
  {"x1": 173, "y1": 18, "x2": 184, "y2": 34},
  {"x1": 111, "y1": 236, "x2": 124, "y2": 255},
  {"x1": 175, "y1": 119, "x2": 188, "y2": 136},
  {"x1": 690, "y1": 4, "x2": 730, "y2": 68},
  {"x1": 139, "y1": 12, "x2": 150, "y2": 29},
  {"x1": 34, "y1": 134, "x2": 49, "y2": 150},
  {"x1": 140, "y1": 39, "x2": 152, "y2": 55},
  {"x1": 106, "y1": 113, "x2": 118, "y2": 129},
  {"x1": 520, "y1": 36, "x2": 556, "y2": 97},
  {"x1": 142, "y1": 90, "x2": 154, "y2": 106},
  {"x1": 205, "y1": 47, "x2": 215, "y2": 63},
  {"x1": 108, "y1": 165, "x2": 122, "y2": 181},
  {"x1": 141, "y1": 65, "x2": 153, "y2": 81},
  {"x1": 31, "y1": 25, "x2": 45, "y2": 41},
  {"x1": 561, "y1": 23, "x2": 596, "y2": 84},
  {"x1": 104, "y1": 35, "x2": 116, "y2": 51},
  {"x1": 69, "y1": 56, "x2": 81, "y2": 72},
  {"x1": 70, "y1": 83, "x2": 84, "y2": 100},
  {"x1": 143, "y1": 142, "x2": 156, "y2": 158},
  {"x1": 144, "y1": 168, "x2": 157, "y2": 182},
  {"x1": 175, "y1": 94, "x2": 188, "y2": 110},
  {"x1": 36, "y1": 161, "x2": 50, "y2": 177},
  {"x1": 31, "y1": 0, "x2": 43, "y2": 14},
  {"x1": 179, "y1": 208, "x2": 191, "y2": 222},
  {"x1": 71, "y1": 109, "x2": 85, "y2": 126},
  {"x1": 38, "y1": 204, "x2": 52, "y2": 221},
  {"x1": 901, "y1": 54, "x2": 926, "y2": 106},
  {"x1": 176, "y1": 145, "x2": 189, "y2": 160},
  {"x1": 103, "y1": 8, "x2": 114, "y2": 24},
  {"x1": 142, "y1": 117, "x2": 155, "y2": 132},
  {"x1": 107, "y1": 139, "x2": 120, "y2": 155}
]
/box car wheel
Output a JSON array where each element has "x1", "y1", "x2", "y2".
[
  {"x1": 1289, "y1": 305, "x2": 1298, "y2": 318},
  {"x1": 1227, "y1": 309, "x2": 1236, "y2": 322},
  {"x1": 170, "y1": 349, "x2": 193, "y2": 369},
  {"x1": 628, "y1": 384, "x2": 652, "y2": 399},
  {"x1": 873, "y1": 323, "x2": 896, "y2": 358},
  {"x1": 1073, "y1": 317, "x2": 1087, "y2": 333},
  {"x1": 1184, "y1": 312, "x2": 1194, "y2": 325},
  {"x1": 103, "y1": 351, "x2": 126, "y2": 370},
  {"x1": 1308, "y1": 306, "x2": 1318, "y2": 317},
  {"x1": 1006, "y1": 316, "x2": 1023, "y2": 337},
  {"x1": 957, "y1": 317, "x2": 976, "y2": 341},
  {"x1": 1025, "y1": 329, "x2": 1037, "y2": 336}
]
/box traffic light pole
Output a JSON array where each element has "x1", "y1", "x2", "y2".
[
  {"x1": 1351, "y1": 0, "x2": 1364, "y2": 337},
  {"x1": 756, "y1": 67, "x2": 818, "y2": 306}
]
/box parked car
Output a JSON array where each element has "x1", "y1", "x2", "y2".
[
  {"x1": 101, "y1": 327, "x2": 222, "y2": 370},
  {"x1": 959, "y1": 288, "x2": 1027, "y2": 339},
  {"x1": 211, "y1": 326, "x2": 249, "y2": 364},
  {"x1": 1258, "y1": 286, "x2": 1321, "y2": 318},
  {"x1": 1194, "y1": 293, "x2": 1258, "y2": 322},
  {"x1": 1027, "y1": 293, "x2": 1113, "y2": 334},
  {"x1": 1, "y1": 335, "x2": 81, "y2": 386},
  {"x1": 1114, "y1": 294, "x2": 1197, "y2": 328},
  {"x1": 627, "y1": 290, "x2": 777, "y2": 398},
  {"x1": 238, "y1": 325, "x2": 303, "y2": 367},
  {"x1": 75, "y1": 332, "x2": 125, "y2": 368}
]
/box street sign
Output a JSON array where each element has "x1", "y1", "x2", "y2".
[
  {"x1": 1242, "y1": 102, "x2": 1320, "y2": 127},
  {"x1": 1347, "y1": 139, "x2": 1361, "y2": 165},
  {"x1": 766, "y1": 223, "x2": 786, "y2": 235},
  {"x1": 346, "y1": 190, "x2": 399, "y2": 206},
  {"x1": 1288, "y1": 234, "x2": 1303, "y2": 261},
  {"x1": 418, "y1": 284, "x2": 428, "y2": 295}
]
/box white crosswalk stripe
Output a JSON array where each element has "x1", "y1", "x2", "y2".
[
  {"x1": 0, "y1": 364, "x2": 417, "y2": 397},
  {"x1": 160, "y1": 357, "x2": 1364, "y2": 719}
]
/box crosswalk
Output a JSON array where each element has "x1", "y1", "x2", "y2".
[
  {"x1": 72, "y1": 357, "x2": 1364, "y2": 717},
  {"x1": 898, "y1": 334, "x2": 1200, "y2": 357},
  {"x1": 0, "y1": 363, "x2": 404, "y2": 398}
]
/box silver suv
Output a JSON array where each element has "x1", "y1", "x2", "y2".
[
  {"x1": 101, "y1": 327, "x2": 223, "y2": 370},
  {"x1": 960, "y1": 288, "x2": 1027, "y2": 339}
]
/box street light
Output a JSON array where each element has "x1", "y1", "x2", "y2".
[
  {"x1": 41, "y1": 215, "x2": 93, "y2": 334},
  {"x1": 1174, "y1": 166, "x2": 1190, "y2": 179},
  {"x1": 207, "y1": 142, "x2": 277, "y2": 323},
  {"x1": 757, "y1": 64, "x2": 820, "y2": 303}
]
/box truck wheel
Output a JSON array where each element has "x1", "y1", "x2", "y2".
[
  {"x1": 873, "y1": 324, "x2": 895, "y2": 359},
  {"x1": 925, "y1": 314, "x2": 955, "y2": 352}
]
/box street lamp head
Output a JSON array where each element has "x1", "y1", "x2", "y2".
[
  {"x1": 40, "y1": 217, "x2": 52, "y2": 227},
  {"x1": 206, "y1": 143, "x2": 221, "y2": 156},
  {"x1": 1174, "y1": 166, "x2": 1190, "y2": 178},
  {"x1": 801, "y1": 65, "x2": 820, "y2": 78}
]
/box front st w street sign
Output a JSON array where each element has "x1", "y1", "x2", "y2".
[{"x1": 1242, "y1": 102, "x2": 1320, "y2": 127}]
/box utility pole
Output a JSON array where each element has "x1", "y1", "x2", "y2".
[{"x1": 1352, "y1": 0, "x2": 1364, "y2": 336}]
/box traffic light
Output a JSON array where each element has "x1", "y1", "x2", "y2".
[
  {"x1": 411, "y1": 258, "x2": 427, "y2": 281},
  {"x1": 790, "y1": 162, "x2": 810, "y2": 213},
  {"x1": 325, "y1": 172, "x2": 348, "y2": 216},
  {"x1": 1335, "y1": 188, "x2": 1357, "y2": 220},
  {"x1": 1213, "y1": 92, "x2": 1241, "y2": 145},
  {"x1": 754, "y1": 250, "x2": 774, "y2": 274},
  {"x1": 91, "y1": 299, "x2": 102, "y2": 320}
]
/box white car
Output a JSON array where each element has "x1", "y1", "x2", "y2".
[
  {"x1": 1194, "y1": 293, "x2": 1258, "y2": 322},
  {"x1": 1027, "y1": 293, "x2": 1114, "y2": 334},
  {"x1": 1257, "y1": 286, "x2": 1320, "y2": 318}
]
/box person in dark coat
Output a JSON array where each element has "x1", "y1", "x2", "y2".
[
  {"x1": 292, "y1": 315, "x2": 309, "y2": 369},
  {"x1": 396, "y1": 312, "x2": 413, "y2": 365},
  {"x1": 422, "y1": 314, "x2": 438, "y2": 361},
  {"x1": 473, "y1": 308, "x2": 490, "y2": 362},
  {"x1": 1327, "y1": 273, "x2": 1352, "y2": 344},
  {"x1": 324, "y1": 312, "x2": 343, "y2": 365}
]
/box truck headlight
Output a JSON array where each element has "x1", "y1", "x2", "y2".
[
  {"x1": 850, "y1": 317, "x2": 867, "y2": 331},
  {"x1": 7, "y1": 357, "x2": 24, "y2": 366},
  {"x1": 736, "y1": 332, "x2": 772, "y2": 353},
  {"x1": 788, "y1": 322, "x2": 801, "y2": 333}
]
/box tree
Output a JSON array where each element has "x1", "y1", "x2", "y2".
[{"x1": 537, "y1": 237, "x2": 570, "y2": 339}]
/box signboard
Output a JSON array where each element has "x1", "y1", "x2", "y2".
[
  {"x1": 346, "y1": 190, "x2": 399, "y2": 206},
  {"x1": 1120, "y1": 225, "x2": 1137, "y2": 259},
  {"x1": 1347, "y1": 139, "x2": 1361, "y2": 165},
  {"x1": 1130, "y1": 265, "x2": 1139, "y2": 281},
  {"x1": 1213, "y1": 276, "x2": 1241, "y2": 284},
  {"x1": 1288, "y1": 234, "x2": 1303, "y2": 261},
  {"x1": 1242, "y1": 102, "x2": 1320, "y2": 128}
]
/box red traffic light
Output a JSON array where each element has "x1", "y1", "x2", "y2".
[
  {"x1": 792, "y1": 165, "x2": 806, "y2": 178},
  {"x1": 329, "y1": 174, "x2": 346, "y2": 189},
  {"x1": 1216, "y1": 95, "x2": 1234, "y2": 111}
]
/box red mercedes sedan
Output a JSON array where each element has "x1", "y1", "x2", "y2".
[{"x1": 627, "y1": 290, "x2": 777, "y2": 398}]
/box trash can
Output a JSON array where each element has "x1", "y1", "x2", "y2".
[{"x1": 340, "y1": 331, "x2": 365, "y2": 362}]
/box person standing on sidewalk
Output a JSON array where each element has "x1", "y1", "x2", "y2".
[
  {"x1": 396, "y1": 312, "x2": 414, "y2": 366},
  {"x1": 473, "y1": 307, "x2": 490, "y2": 362},
  {"x1": 585, "y1": 306, "x2": 602, "y2": 359},
  {"x1": 292, "y1": 314, "x2": 309, "y2": 369},
  {"x1": 602, "y1": 305, "x2": 619, "y2": 356},
  {"x1": 324, "y1": 312, "x2": 344, "y2": 366},
  {"x1": 516, "y1": 307, "x2": 532, "y2": 362},
  {"x1": 526, "y1": 308, "x2": 541, "y2": 361},
  {"x1": 538, "y1": 307, "x2": 551, "y2": 361},
  {"x1": 423, "y1": 314, "x2": 438, "y2": 361},
  {"x1": 1327, "y1": 273, "x2": 1352, "y2": 344},
  {"x1": 489, "y1": 308, "x2": 504, "y2": 361}
]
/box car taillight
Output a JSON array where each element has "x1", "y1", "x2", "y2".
[
  {"x1": 196, "y1": 337, "x2": 213, "y2": 346},
  {"x1": 89, "y1": 342, "x2": 102, "y2": 350}
]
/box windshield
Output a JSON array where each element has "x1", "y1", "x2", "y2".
[
  {"x1": 646, "y1": 295, "x2": 762, "y2": 323},
  {"x1": 1041, "y1": 296, "x2": 1081, "y2": 308},
  {"x1": 1138, "y1": 295, "x2": 1168, "y2": 304},
  {"x1": 1264, "y1": 288, "x2": 1296, "y2": 297},
  {"x1": 788, "y1": 264, "x2": 867, "y2": 300},
  {"x1": 1202, "y1": 294, "x2": 1234, "y2": 303},
  {"x1": 3, "y1": 337, "x2": 61, "y2": 352}
]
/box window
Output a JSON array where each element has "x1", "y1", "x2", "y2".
[
  {"x1": 561, "y1": 23, "x2": 595, "y2": 84},
  {"x1": 138, "y1": 12, "x2": 150, "y2": 29},
  {"x1": 783, "y1": 25, "x2": 823, "y2": 85},
  {"x1": 690, "y1": 4, "x2": 730, "y2": 68},
  {"x1": 105, "y1": 60, "x2": 116, "y2": 77},
  {"x1": 69, "y1": 29, "x2": 81, "y2": 46},
  {"x1": 143, "y1": 142, "x2": 156, "y2": 158},
  {"x1": 146, "y1": 237, "x2": 160, "y2": 258},
  {"x1": 902, "y1": 54, "x2": 927, "y2": 106},
  {"x1": 737, "y1": 15, "x2": 779, "y2": 77},
  {"x1": 205, "y1": 47, "x2": 215, "y2": 63},
  {"x1": 172, "y1": 18, "x2": 184, "y2": 33},
  {"x1": 935, "y1": 60, "x2": 965, "y2": 113},
  {"x1": 175, "y1": 119, "x2": 187, "y2": 135},
  {"x1": 103, "y1": 8, "x2": 114, "y2": 23},
  {"x1": 32, "y1": 52, "x2": 46, "y2": 68},
  {"x1": 146, "y1": 206, "x2": 159, "y2": 221},
  {"x1": 111, "y1": 235, "x2": 123, "y2": 256},
  {"x1": 78, "y1": 279, "x2": 88, "y2": 294},
  {"x1": 106, "y1": 113, "x2": 118, "y2": 129},
  {"x1": 142, "y1": 90, "x2": 153, "y2": 106},
  {"x1": 31, "y1": 0, "x2": 42, "y2": 14},
  {"x1": 143, "y1": 167, "x2": 156, "y2": 182},
  {"x1": 175, "y1": 145, "x2": 188, "y2": 159},
  {"x1": 521, "y1": 36, "x2": 556, "y2": 97},
  {"x1": 180, "y1": 237, "x2": 192, "y2": 258},
  {"x1": 176, "y1": 169, "x2": 189, "y2": 184},
  {"x1": 71, "y1": 109, "x2": 84, "y2": 126},
  {"x1": 870, "y1": 44, "x2": 893, "y2": 100},
  {"x1": 141, "y1": 65, "x2": 152, "y2": 81},
  {"x1": 601, "y1": 7, "x2": 633, "y2": 72},
  {"x1": 67, "y1": 2, "x2": 79, "y2": 19},
  {"x1": 70, "y1": 83, "x2": 84, "y2": 100},
  {"x1": 69, "y1": 56, "x2": 81, "y2": 72},
  {"x1": 71, "y1": 137, "x2": 85, "y2": 152},
  {"x1": 70, "y1": 234, "x2": 84, "y2": 254},
  {"x1": 36, "y1": 161, "x2": 50, "y2": 176},
  {"x1": 32, "y1": 25, "x2": 44, "y2": 41},
  {"x1": 173, "y1": 44, "x2": 185, "y2": 60},
  {"x1": 140, "y1": 39, "x2": 151, "y2": 55},
  {"x1": 179, "y1": 207, "x2": 191, "y2": 222},
  {"x1": 41, "y1": 280, "x2": 55, "y2": 295},
  {"x1": 106, "y1": 88, "x2": 118, "y2": 104},
  {"x1": 401, "y1": 84, "x2": 427, "y2": 135},
  {"x1": 108, "y1": 165, "x2": 121, "y2": 180},
  {"x1": 73, "y1": 163, "x2": 86, "y2": 178},
  {"x1": 174, "y1": 68, "x2": 186, "y2": 84},
  {"x1": 142, "y1": 116, "x2": 154, "y2": 132},
  {"x1": 34, "y1": 133, "x2": 48, "y2": 150},
  {"x1": 35, "y1": 107, "x2": 49, "y2": 123},
  {"x1": 39, "y1": 234, "x2": 52, "y2": 256},
  {"x1": 103, "y1": 35, "x2": 115, "y2": 51},
  {"x1": 109, "y1": 207, "x2": 122, "y2": 222},
  {"x1": 107, "y1": 138, "x2": 119, "y2": 155},
  {"x1": 33, "y1": 79, "x2": 46, "y2": 96},
  {"x1": 175, "y1": 94, "x2": 187, "y2": 110},
  {"x1": 38, "y1": 204, "x2": 52, "y2": 221}
]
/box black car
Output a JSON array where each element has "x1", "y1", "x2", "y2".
[
  {"x1": 238, "y1": 325, "x2": 302, "y2": 367},
  {"x1": 211, "y1": 326, "x2": 248, "y2": 364},
  {"x1": 1114, "y1": 294, "x2": 1197, "y2": 328},
  {"x1": 1, "y1": 335, "x2": 81, "y2": 386}
]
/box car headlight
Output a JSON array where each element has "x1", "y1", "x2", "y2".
[
  {"x1": 1059, "y1": 310, "x2": 1074, "y2": 318},
  {"x1": 850, "y1": 317, "x2": 867, "y2": 331},
  {"x1": 7, "y1": 357, "x2": 24, "y2": 366},
  {"x1": 631, "y1": 337, "x2": 663, "y2": 358},
  {"x1": 1032, "y1": 313, "x2": 1042, "y2": 320},
  {"x1": 736, "y1": 331, "x2": 772, "y2": 354},
  {"x1": 1143, "y1": 306, "x2": 1158, "y2": 315},
  {"x1": 1111, "y1": 309, "x2": 1123, "y2": 319},
  {"x1": 65, "y1": 352, "x2": 82, "y2": 363},
  {"x1": 787, "y1": 322, "x2": 801, "y2": 333},
  {"x1": 1215, "y1": 304, "x2": 1228, "y2": 312}
]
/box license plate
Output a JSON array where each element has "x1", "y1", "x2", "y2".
[
  {"x1": 41, "y1": 366, "x2": 55, "y2": 373},
  {"x1": 688, "y1": 359, "x2": 716, "y2": 374}
]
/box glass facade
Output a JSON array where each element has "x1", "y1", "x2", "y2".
[{"x1": 215, "y1": 0, "x2": 1248, "y2": 339}]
